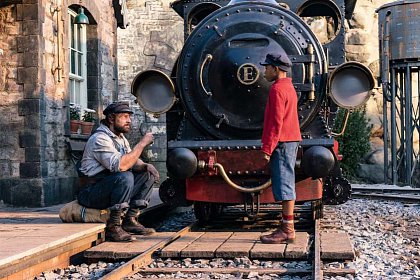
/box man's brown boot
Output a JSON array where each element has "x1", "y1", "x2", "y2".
[
  {"x1": 106, "y1": 210, "x2": 135, "y2": 242},
  {"x1": 122, "y1": 208, "x2": 155, "y2": 235},
  {"x1": 260, "y1": 222, "x2": 295, "y2": 244}
]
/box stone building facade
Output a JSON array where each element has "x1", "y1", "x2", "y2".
[
  {"x1": 117, "y1": 0, "x2": 417, "y2": 185},
  {"x1": 0, "y1": 0, "x2": 127, "y2": 206}
]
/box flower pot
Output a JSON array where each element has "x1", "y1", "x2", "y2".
[
  {"x1": 81, "y1": 121, "x2": 94, "y2": 135},
  {"x1": 70, "y1": 120, "x2": 81, "y2": 134}
]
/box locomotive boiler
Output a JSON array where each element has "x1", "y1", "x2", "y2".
[{"x1": 131, "y1": 0, "x2": 374, "y2": 222}]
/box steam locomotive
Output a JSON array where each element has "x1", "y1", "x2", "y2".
[{"x1": 131, "y1": 0, "x2": 374, "y2": 222}]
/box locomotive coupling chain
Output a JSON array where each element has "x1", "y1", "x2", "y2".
[{"x1": 213, "y1": 163, "x2": 271, "y2": 193}]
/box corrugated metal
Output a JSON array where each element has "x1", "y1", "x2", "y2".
[{"x1": 378, "y1": 0, "x2": 420, "y2": 60}]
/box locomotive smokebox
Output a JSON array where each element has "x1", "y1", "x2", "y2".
[
  {"x1": 167, "y1": 148, "x2": 198, "y2": 179},
  {"x1": 301, "y1": 146, "x2": 335, "y2": 178}
]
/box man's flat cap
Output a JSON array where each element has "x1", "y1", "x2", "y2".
[
  {"x1": 260, "y1": 52, "x2": 292, "y2": 72},
  {"x1": 103, "y1": 101, "x2": 133, "y2": 115}
]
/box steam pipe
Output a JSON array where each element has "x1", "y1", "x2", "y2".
[{"x1": 214, "y1": 163, "x2": 272, "y2": 193}]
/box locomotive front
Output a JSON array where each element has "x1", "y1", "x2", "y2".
[{"x1": 132, "y1": 0, "x2": 374, "y2": 222}]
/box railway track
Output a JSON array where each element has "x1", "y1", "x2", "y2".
[
  {"x1": 96, "y1": 204, "x2": 355, "y2": 280},
  {"x1": 351, "y1": 186, "x2": 420, "y2": 203},
  {"x1": 26, "y1": 186, "x2": 417, "y2": 279}
]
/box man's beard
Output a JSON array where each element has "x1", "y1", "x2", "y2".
[{"x1": 114, "y1": 123, "x2": 131, "y2": 134}]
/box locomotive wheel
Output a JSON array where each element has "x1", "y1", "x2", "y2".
[
  {"x1": 323, "y1": 177, "x2": 352, "y2": 205},
  {"x1": 159, "y1": 178, "x2": 192, "y2": 207},
  {"x1": 194, "y1": 202, "x2": 223, "y2": 224}
]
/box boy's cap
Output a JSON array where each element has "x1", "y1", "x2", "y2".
[{"x1": 260, "y1": 52, "x2": 292, "y2": 72}]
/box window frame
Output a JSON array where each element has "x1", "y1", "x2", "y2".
[{"x1": 68, "y1": 8, "x2": 88, "y2": 110}]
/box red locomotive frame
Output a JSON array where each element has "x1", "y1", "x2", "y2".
[{"x1": 185, "y1": 143, "x2": 340, "y2": 204}]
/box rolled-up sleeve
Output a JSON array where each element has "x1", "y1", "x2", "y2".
[{"x1": 93, "y1": 134, "x2": 122, "y2": 172}]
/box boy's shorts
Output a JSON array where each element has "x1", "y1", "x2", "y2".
[{"x1": 269, "y1": 142, "x2": 299, "y2": 201}]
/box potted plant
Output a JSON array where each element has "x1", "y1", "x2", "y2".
[
  {"x1": 69, "y1": 104, "x2": 81, "y2": 134},
  {"x1": 81, "y1": 108, "x2": 96, "y2": 135}
]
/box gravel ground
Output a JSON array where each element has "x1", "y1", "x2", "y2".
[
  {"x1": 35, "y1": 184, "x2": 420, "y2": 279},
  {"x1": 324, "y1": 185, "x2": 420, "y2": 280}
]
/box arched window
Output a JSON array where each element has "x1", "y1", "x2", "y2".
[{"x1": 68, "y1": 8, "x2": 87, "y2": 109}]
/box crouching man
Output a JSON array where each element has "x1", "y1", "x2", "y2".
[{"x1": 78, "y1": 101, "x2": 160, "y2": 242}]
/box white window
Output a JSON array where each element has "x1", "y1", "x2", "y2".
[{"x1": 68, "y1": 9, "x2": 87, "y2": 109}]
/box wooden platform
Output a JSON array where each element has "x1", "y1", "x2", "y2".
[
  {"x1": 0, "y1": 207, "x2": 105, "y2": 280},
  {"x1": 85, "y1": 231, "x2": 311, "y2": 260},
  {"x1": 320, "y1": 231, "x2": 355, "y2": 260},
  {"x1": 84, "y1": 232, "x2": 174, "y2": 260},
  {"x1": 85, "y1": 230, "x2": 355, "y2": 261}
]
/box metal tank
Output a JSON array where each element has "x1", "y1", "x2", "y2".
[
  {"x1": 378, "y1": 0, "x2": 420, "y2": 186},
  {"x1": 377, "y1": 0, "x2": 420, "y2": 61}
]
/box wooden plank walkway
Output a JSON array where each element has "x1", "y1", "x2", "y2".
[
  {"x1": 0, "y1": 189, "x2": 165, "y2": 279},
  {"x1": 320, "y1": 231, "x2": 355, "y2": 260},
  {"x1": 215, "y1": 232, "x2": 261, "y2": 258},
  {"x1": 285, "y1": 232, "x2": 310, "y2": 258},
  {"x1": 250, "y1": 241, "x2": 287, "y2": 258},
  {"x1": 0, "y1": 206, "x2": 105, "y2": 280},
  {"x1": 84, "y1": 232, "x2": 174, "y2": 260},
  {"x1": 180, "y1": 232, "x2": 233, "y2": 258},
  {"x1": 86, "y1": 231, "x2": 317, "y2": 260},
  {"x1": 160, "y1": 232, "x2": 204, "y2": 258}
]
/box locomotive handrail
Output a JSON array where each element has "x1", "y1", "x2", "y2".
[
  {"x1": 200, "y1": 54, "x2": 213, "y2": 96},
  {"x1": 214, "y1": 163, "x2": 272, "y2": 193},
  {"x1": 331, "y1": 109, "x2": 350, "y2": 137}
]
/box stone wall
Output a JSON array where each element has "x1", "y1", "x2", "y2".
[
  {"x1": 0, "y1": 0, "x2": 120, "y2": 206},
  {"x1": 117, "y1": 0, "x2": 183, "y2": 177},
  {"x1": 0, "y1": 5, "x2": 25, "y2": 203},
  {"x1": 0, "y1": 3, "x2": 45, "y2": 206}
]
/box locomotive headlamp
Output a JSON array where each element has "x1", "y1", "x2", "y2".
[
  {"x1": 167, "y1": 148, "x2": 198, "y2": 179},
  {"x1": 301, "y1": 146, "x2": 335, "y2": 179},
  {"x1": 328, "y1": 62, "x2": 375, "y2": 109},
  {"x1": 131, "y1": 70, "x2": 176, "y2": 115}
]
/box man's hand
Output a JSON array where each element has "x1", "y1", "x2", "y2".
[
  {"x1": 261, "y1": 152, "x2": 270, "y2": 163},
  {"x1": 140, "y1": 132, "x2": 154, "y2": 147},
  {"x1": 146, "y1": 164, "x2": 160, "y2": 183},
  {"x1": 120, "y1": 133, "x2": 154, "y2": 171}
]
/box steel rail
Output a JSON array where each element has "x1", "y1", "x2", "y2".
[
  {"x1": 99, "y1": 222, "x2": 196, "y2": 280},
  {"x1": 313, "y1": 219, "x2": 323, "y2": 280},
  {"x1": 352, "y1": 192, "x2": 420, "y2": 203},
  {"x1": 141, "y1": 267, "x2": 312, "y2": 276},
  {"x1": 351, "y1": 187, "x2": 420, "y2": 193},
  {"x1": 138, "y1": 267, "x2": 356, "y2": 277}
]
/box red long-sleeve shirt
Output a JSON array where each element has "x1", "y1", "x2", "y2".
[{"x1": 261, "y1": 78, "x2": 302, "y2": 156}]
